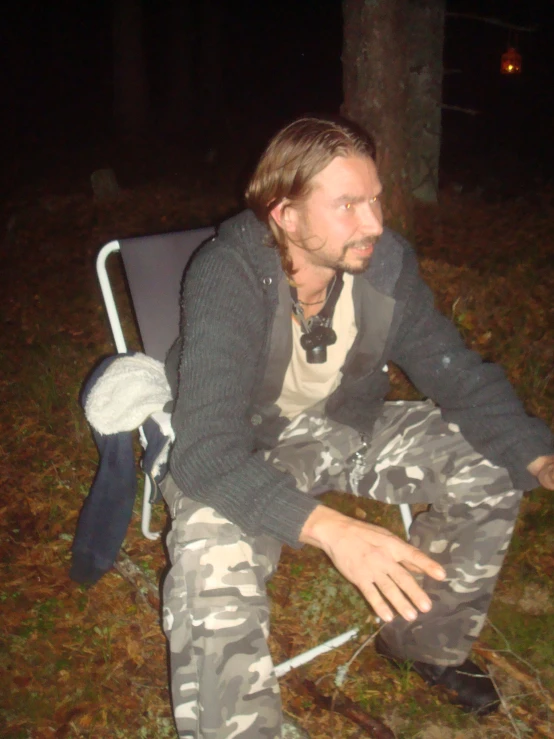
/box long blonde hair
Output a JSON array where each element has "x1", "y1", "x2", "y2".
[{"x1": 245, "y1": 116, "x2": 376, "y2": 277}]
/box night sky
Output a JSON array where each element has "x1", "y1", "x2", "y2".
[{"x1": 2, "y1": 0, "x2": 553, "y2": 196}]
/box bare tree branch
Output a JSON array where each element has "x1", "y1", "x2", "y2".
[
  {"x1": 291, "y1": 676, "x2": 395, "y2": 739},
  {"x1": 441, "y1": 103, "x2": 480, "y2": 116},
  {"x1": 446, "y1": 12, "x2": 538, "y2": 33},
  {"x1": 113, "y1": 549, "x2": 160, "y2": 613}
]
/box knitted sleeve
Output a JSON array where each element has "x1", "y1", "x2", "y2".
[{"x1": 390, "y1": 245, "x2": 553, "y2": 491}]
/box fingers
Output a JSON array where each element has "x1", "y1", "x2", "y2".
[
  {"x1": 360, "y1": 566, "x2": 430, "y2": 623},
  {"x1": 373, "y1": 574, "x2": 419, "y2": 622},
  {"x1": 387, "y1": 563, "x2": 432, "y2": 616},
  {"x1": 528, "y1": 455, "x2": 554, "y2": 490},
  {"x1": 362, "y1": 582, "x2": 395, "y2": 623},
  {"x1": 538, "y1": 462, "x2": 554, "y2": 490},
  {"x1": 402, "y1": 544, "x2": 446, "y2": 582},
  {"x1": 402, "y1": 561, "x2": 426, "y2": 575},
  {"x1": 313, "y1": 515, "x2": 447, "y2": 623},
  {"x1": 355, "y1": 540, "x2": 445, "y2": 623}
]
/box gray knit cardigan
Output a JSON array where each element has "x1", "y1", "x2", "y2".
[{"x1": 167, "y1": 210, "x2": 553, "y2": 547}]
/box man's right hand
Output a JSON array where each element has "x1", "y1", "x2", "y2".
[{"x1": 299, "y1": 504, "x2": 446, "y2": 624}]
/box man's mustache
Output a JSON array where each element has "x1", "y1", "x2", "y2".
[{"x1": 344, "y1": 235, "x2": 379, "y2": 252}]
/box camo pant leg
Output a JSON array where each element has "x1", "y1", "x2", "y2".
[
  {"x1": 268, "y1": 400, "x2": 523, "y2": 667},
  {"x1": 162, "y1": 473, "x2": 283, "y2": 739},
  {"x1": 162, "y1": 398, "x2": 523, "y2": 735},
  {"x1": 161, "y1": 405, "x2": 365, "y2": 738}
]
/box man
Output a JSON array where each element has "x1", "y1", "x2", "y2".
[{"x1": 162, "y1": 117, "x2": 554, "y2": 738}]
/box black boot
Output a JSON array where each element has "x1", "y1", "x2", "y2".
[{"x1": 375, "y1": 634, "x2": 500, "y2": 716}]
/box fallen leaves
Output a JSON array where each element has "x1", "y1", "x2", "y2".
[{"x1": 1, "y1": 181, "x2": 553, "y2": 738}]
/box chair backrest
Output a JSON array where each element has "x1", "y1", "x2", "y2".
[{"x1": 119, "y1": 227, "x2": 215, "y2": 361}]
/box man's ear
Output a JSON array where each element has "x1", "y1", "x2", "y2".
[{"x1": 269, "y1": 200, "x2": 298, "y2": 234}]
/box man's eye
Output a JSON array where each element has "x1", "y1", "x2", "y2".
[
  {"x1": 369, "y1": 196, "x2": 378, "y2": 204},
  {"x1": 344, "y1": 202, "x2": 353, "y2": 210}
]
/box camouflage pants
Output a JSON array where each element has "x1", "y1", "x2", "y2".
[{"x1": 161, "y1": 400, "x2": 522, "y2": 738}]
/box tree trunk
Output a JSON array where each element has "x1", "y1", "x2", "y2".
[
  {"x1": 407, "y1": 0, "x2": 445, "y2": 202},
  {"x1": 342, "y1": 0, "x2": 445, "y2": 230},
  {"x1": 342, "y1": 0, "x2": 413, "y2": 236},
  {"x1": 113, "y1": 0, "x2": 149, "y2": 140}
]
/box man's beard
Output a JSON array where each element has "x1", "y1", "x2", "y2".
[{"x1": 336, "y1": 236, "x2": 377, "y2": 274}]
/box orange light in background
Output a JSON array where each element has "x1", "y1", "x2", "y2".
[{"x1": 501, "y1": 47, "x2": 522, "y2": 74}]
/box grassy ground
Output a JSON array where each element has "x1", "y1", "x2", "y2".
[{"x1": 1, "y1": 165, "x2": 553, "y2": 738}]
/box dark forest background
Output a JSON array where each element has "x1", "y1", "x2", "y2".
[{"x1": 2, "y1": 0, "x2": 554, "y2": 205}]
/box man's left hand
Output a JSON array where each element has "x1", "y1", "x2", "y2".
[{"x1": 527, "y1": 455, "x2": 554, "y2": 490}]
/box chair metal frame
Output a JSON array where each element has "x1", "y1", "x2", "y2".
[
  {"x1": 95, "y1": 230, "x2": 413, "y2": 675},
  {"x1": 97, "y1": 240, "x2": 158, "y2": 540}
]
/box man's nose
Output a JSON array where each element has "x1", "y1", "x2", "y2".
[{"x1": 359, "y1": 202, "x2": 383, "y2": 236}]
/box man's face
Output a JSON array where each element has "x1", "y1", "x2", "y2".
[{"x1": 286, "y1": 155, "x2": 384, "y2": 275}]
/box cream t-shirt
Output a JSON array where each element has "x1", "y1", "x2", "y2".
[{"x1": 276, "y1": 273, "x2": 357, "y2": 420}]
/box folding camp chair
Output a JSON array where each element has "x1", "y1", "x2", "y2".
[
  {"x1": 96, "y1": 227, "x2": 215, "y2": 539},
  {"x1": 96, "y1": 227, "x2": 413, "y2": 676}
]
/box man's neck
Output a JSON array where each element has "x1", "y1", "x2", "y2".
[
  {"x1": 290, "y1": 261, "x2": 335, "y2": 302},
  {"x1": 290, "y1": 265, "x2": 337, "y2": 319}
]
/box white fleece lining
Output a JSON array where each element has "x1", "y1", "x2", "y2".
[{"x1": 85, "y1": 354, "x2": 172, "y2": 435}]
